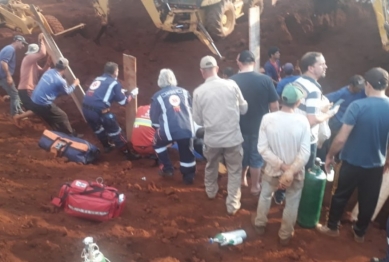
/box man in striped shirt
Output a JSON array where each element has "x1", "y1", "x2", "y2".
[{"x1": 273, "y1": 52, "x2": 339, "y2": 205}]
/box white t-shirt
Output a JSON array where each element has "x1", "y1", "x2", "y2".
[{"x1": 258, "y1": 111, "x2": 311, "y2": 180}]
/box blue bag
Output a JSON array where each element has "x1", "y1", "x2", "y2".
[{"x1": 38, "y1": 130, "x2": 100, "y2": 164}]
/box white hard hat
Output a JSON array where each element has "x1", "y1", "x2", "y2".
[{"x1": 25, "y1": 43, "x2": 39, "y2": 55}]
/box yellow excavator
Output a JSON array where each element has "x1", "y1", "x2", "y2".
[
  {"x1": 92, "y1": 0, "x2": 263, "y2": 58},
  {"x1": 0, "y1": 0, "x2": 84, "y2": 36},
  {"x1": 368, "y1": 0, "x2": 389, "y2": 51}
]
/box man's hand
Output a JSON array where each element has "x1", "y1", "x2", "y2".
[
  {"x1": 279, "y1": 170, "x2": 294, "y2": 189},
  {"x1": 38, "y1": 33, "x2": 44, "y2": 42},
  {"x1": 6, "y1": 75, "x2": 13, "y2": 85},
  {"x1": 73, "y1": 78, "x2": 80, "y2": 86},
  {"x1": 321, "y1": 101, "x2": 333, "y2": 113},
  {"x1": 281, "y1": 163, "x2": 291, "y2": 172},
  {"x1": 328, "y1": 104, "x2": 340, "y2": 117},
  {"x1": 325, "y1": 154, "x2": 335, "y2": 174},
  {"x1": 130, "y1": 87, "x2": 139, "y2": 98}
]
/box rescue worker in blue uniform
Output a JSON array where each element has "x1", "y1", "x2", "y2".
[
  {"x1": 150, "y1": 68, "x2": 196, "y2": 184},
  {"x1": 82, "y1": 62, "x2": 140, "y2": 160}
]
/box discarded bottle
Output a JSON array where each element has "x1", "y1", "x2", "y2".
[
  {"x1": 209, "y1": 229, "x2": 247, "y2": 246},
  {"x1": 81, "y1": 237, "x2": 109, "y2": 262}
]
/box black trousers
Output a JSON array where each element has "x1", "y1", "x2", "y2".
[
  {"x1": 32, "y1": 102, "x2": 73, "y2": 135},
  {"x1": 18, "y1": 89, "x2": 35, "y2": 111},
  {"x1": 327, "y1": 161, "x2": 383, "y2": 236}
]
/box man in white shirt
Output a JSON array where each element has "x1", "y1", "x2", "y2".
[{"x1": 253, "y1": 83, "x2": 311, "y2": 245}]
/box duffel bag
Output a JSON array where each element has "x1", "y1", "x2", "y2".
[
  {"x1": 51, "y1": 179, "x2": 125, "y2": 222},
  {"x1": 38, "y1": 130, "x2": 100, "y2": 164}
]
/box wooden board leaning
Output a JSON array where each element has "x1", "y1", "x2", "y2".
[
  {"x1": 249, "y1": 6, "x2": 261, "y2": 72},
  {"x1": 122, "y1": 54, "x2": 137, "y2": 142},
  {"x1": 30, "y1": 4, "x2": 86, "y2": 120}
]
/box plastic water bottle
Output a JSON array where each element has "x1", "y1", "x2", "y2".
[
  {"x1": 209, "y1": 229, "x2": 247, "y2": 246},
  {"x1": 81, "y1": 237, "x2": 110, "y2": 262},
  {"x1": 327, "y1": 166, "x2": 334, "y2": 182}
]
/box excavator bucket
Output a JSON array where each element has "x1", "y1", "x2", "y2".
[{"x1": 370, "y1": 0, "x2": 389, "y2": 51}]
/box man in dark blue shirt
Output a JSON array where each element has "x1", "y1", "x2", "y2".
[
  {"x1": 263, "y1": 46, "x2": 281, "y2": 86},
  {"x1": 326, "y1": 75, "x2": 366, "y2": 135},
  {"x1": 318, "y1": 67, "x2": 389, "y2": 244},
  {"x1": 31, "y1": 57, "x2": 79, "y2": 135},
  {"x1": 82, "y1": 62, "x2": 139, "y2": 160},
  {"x1": 0, "y1": 35, "x2": 28, "y2": 116}
]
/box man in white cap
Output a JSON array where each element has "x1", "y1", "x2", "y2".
[
  {"x1": 30, "y1": 57, "x2": 80, "y2": 136},
  {"x1": 0, "y1": 35, "x2": 28, "y2": 117},
  {"x1": 14, "y1": 33, "x2": 51, "y2": 126},
  {"x1": 193, "y1": 55, "x2": 248, "y2": 215}
]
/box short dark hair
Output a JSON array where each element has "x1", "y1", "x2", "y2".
[
  {"x1": 222, "y1": 67, "x2": 234, "y2": 77},
  {"x1": 55, "y1": 63, "x2": 66, "y2": 70},
  {"x1": 268, "y1": 46, "x2": 280, "y2": 58},
  {"x1": 300, "y1": 52, "x2": 322, "y2": 73},
  {"x1": 104, "y1": 62, "x2": 119, "y2": 75}
]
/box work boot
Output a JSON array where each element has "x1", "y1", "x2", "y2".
[
  {"x1": 125, "y1": 151, "x2": 141, "y2": 161},
  {"x1": 103, "y1": 143, "x2": 115, "y2": 153},
  {"x1": 251, "y1": 213, "x2": 265, "y2": 235},
  {"x1": 316, "y1": 224, "x2": 340, "y2": 237},
  {"x1": 183, "y1": 174, "x2": 194, "y2": 185},
  {"x1": 352, "y1": 225, "x2": 365, "y2": 243},
  {"x1": 159, "y1": 169, "x2": 173, "y2": 177}
]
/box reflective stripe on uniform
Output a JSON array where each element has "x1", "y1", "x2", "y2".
[
  {"x1": 155, "y1": 146, "x2": 167, "y2": 153},
  {"x1": 94, "y1": 126, "x2": 105, "y2": 134},
  {"x1": 157, "y1": 95, "x2": 172, "y2": 141},
  {"x1": 180, "y1": 161, "x2": 196, "y2": 167},
  {"x1": 103, "y1": 81, "x2": 117, "y2": 106},
  {"x1": 108, "y1": 127, "x2": 122, "y2": 137},
  {"x1": 134, "y1": 118, "x2": 152, "y2": 127}
]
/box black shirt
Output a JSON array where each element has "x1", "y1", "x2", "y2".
[{"x1": 230, "y1": 71, "x2": 279, "y2": 135}]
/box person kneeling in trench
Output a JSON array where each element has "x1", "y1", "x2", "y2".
[
  {"x1": 82, "y1": 62, "x2": 140, "y2": 160},
  {"x1": 253, "y1": 83, "x2": 310, "y2": 245}
]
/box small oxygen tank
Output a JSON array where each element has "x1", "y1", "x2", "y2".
[
  {"x1": 209, "y1": 229, "x2": 247, "y2": 246},
  {"x1": 82, "y1": 237, "x2": 107, "y2": 262},
  {"x1": 297, "y1": 158, "x2": 327, "y2": 228}
]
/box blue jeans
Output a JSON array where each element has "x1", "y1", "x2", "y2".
[
  {"x1": 242, "y1": 134, "x2": 264, "y2": 168},
  {"x1": 0, "y1": 78, "x2": 23, "y2": 116}
]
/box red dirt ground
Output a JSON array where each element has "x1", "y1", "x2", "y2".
[{"x1": 0, "y1": 0, "x2": 388, "y2": 261}]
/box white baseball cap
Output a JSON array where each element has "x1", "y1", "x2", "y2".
[{"x1": 25, "y1": 44, "x2": 39, "y2": 55}]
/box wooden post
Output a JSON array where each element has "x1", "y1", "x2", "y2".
[
  {"x1": 123, "y1": 54, "x2": 137, "y2": 142},
  {"x1": 30, "y1": 5, "x2": 85, "y2": 120},
  {"x1": 249, "y1": 6, "x2": 261, "y2": 72}
]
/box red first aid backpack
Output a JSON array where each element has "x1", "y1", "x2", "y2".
[{"x1": 51, "y1": 179, "x2": 125, "y2": 221}]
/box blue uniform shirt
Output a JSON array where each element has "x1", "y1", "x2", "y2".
[
  {"x1": 150, "y1": 86, "x2": 194, "y2": 141},
  {"x1": 264, "y1": 60, "x2": 281, "y2": 83},
  {"x1": 340, "y1": 97, "x2": 389, "y2": 168},
  {"x1": 0, "y1": 45, "x2": 16, "y2": 78},
  {"x1": 31, "y1": 69, "x2": 75, "y2": 105},
  {"x1": 83, "y1": 73, "x2": 127, "y2": 109}
]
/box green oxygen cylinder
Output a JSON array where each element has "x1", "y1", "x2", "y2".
[{"x1": 297, "y1": 158, "x2": 327, "y2": 228}]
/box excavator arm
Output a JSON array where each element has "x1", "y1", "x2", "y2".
[
  {"x1": 370, "y1": 0, "x2": 389, "y2": 51},
  {"x1": 92, "y1": 0, "x2": 109, "y2": 44}
]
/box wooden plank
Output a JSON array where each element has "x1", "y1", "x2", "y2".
[
  {"x1": 30, "y1": 5, "x2": 85, "y2": 120},
  {"x1": 123, "y1": 54, "x2": 137, "y2": 142},
  {"x1": 249, "y1": 6, "x2": 260, "y2": 72}
]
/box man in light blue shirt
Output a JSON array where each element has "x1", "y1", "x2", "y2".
[
  {"x1": 31, "y1": 57, "x2": 80, "y2": 135},
  {"x1": 0, "y1": 35, "x2": 28, "y2": 116}
]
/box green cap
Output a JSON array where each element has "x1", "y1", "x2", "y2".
[{"x1": 282, "y1": 83, "x2": 304, "y2": 104}]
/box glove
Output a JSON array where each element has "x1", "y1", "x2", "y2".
[
  {"x1": 130, "y1": 87, "x2": 139, "y2": 98},
  {"x1": 121, "y1": 89, "x2": 128, "y2": 94}
]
